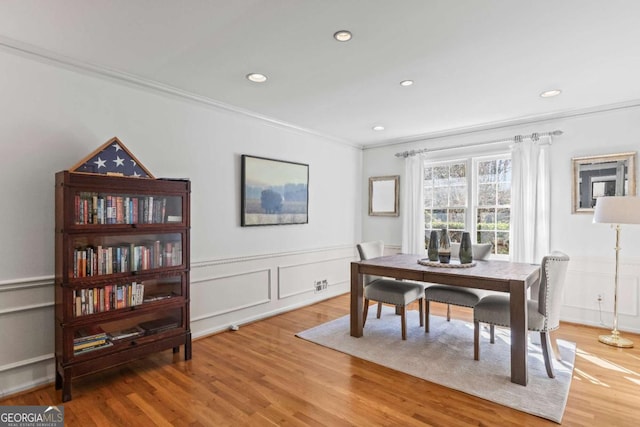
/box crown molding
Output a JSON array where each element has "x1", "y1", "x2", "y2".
[
  {"x1": 365, "y1": 99, "x2": 640, "y2": 150},
  {"x1": 5, "y1": 35, "x2": 640, "y2": 153},
  {"x1": 0, "y1": 35, "x2": 361, "y2": 150}
]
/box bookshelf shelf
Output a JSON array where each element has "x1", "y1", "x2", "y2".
[{"x1": 54, "y1": 171, "x2": 191, "y2": 402}]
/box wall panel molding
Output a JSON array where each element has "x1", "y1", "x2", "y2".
[
  {"x1": 190, "y1": 269, "x2": 272, "y2": 322},
  {"x1": 0, "y1": 276, "x2": 53, "y2": 292},
  {"x1": 0, "y1": 353, "x2": 53, "y2": 373},
  {"x1": 0, "y1": 302, "x2": 54, "y2": 316},
  {"x1": 191, "y1": 244, "x2": 355, "y2": 268}
]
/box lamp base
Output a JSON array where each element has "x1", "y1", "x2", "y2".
[{"x1": 599, "y1": 332, "x2": 634, "y2": 348}]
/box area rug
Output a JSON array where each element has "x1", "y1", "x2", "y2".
[{"x1": 296, "y1": 306, "x2": 575, "y2": 423}]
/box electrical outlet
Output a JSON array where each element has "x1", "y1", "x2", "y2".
[
  {"x1": 314, "y1": 279, "x2": 329, "y2": 293},
  {"x1": 597, "y1": 294, "x2": 603, "y2": 303}
]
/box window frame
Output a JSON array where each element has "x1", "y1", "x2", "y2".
[
  {"x1": 423, "y1": 158, "x2": 470, "y2": 244},
  {"x1": 472, "y1": 153, "x2": 512, "y2": 260},
  {"x1": 423, "y1": 151, "x2": 511, "y2": 260}
]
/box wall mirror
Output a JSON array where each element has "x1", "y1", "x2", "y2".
[
  {"x1": 571, "y1": 151, "x2": 637, "y2": 213},
  {"x1": 369, "y1": 175, "x2": 399, "y2": 216}
]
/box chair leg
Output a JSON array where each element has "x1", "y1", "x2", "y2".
[
  {"x1": 418, "y1": 298, "x2": 424, "y2": 327},
  {"x1": 446, "y1": 304, "x2": 451, "y2": 321},
  {"x1": 425, "y1": 300, "x2": 430, "y2": 333},
  {"x1": 474, "y1": 320, "x2": 480, "y2": 360},
  {"x1": 550, "y1": 331, "x2": 562, "y2": 361},
  {"x1": 490, "y1": 324, "x2": 495, "y2": 344},
  {"x1": 400, "y1": 306, "x2": 407, "y2": 340},
  {"x1": 540, "y1": 331, "x2": 555, "y2": 378},
  {"x1": 377, "y1": 302, "x2": 383, "y2": 319},
  {"x1": 363, "y1": 299, "x2": 370, "y2": 327}
]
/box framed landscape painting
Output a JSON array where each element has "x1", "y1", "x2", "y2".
[{"x1": 241, "y1": 155, "x2": 309, "y2": 226}]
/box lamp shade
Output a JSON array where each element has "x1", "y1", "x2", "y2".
[{"x1": 593, "y1": 196, "x2": 640, "y2": 225}]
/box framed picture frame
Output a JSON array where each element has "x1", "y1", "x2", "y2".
[
  {"x1": 241, "y1": 155, "x2": 309, "y2": 226},
  {"x1": 571, "y1": 151, "x2": 636, "y2": 213},
  {"x1": 369, "y1": 175, "x2": 400, "y2": 216}
]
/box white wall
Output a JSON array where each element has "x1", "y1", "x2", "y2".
[
  {"x1": 362, "y1": 107, "x2": 640, "y2": 334},
  {"x1": 0, "y1": 49, "x2": 362, "y2": 397}
]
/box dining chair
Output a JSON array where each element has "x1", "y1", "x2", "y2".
[
  {"x1": 357, "y1": 241, "x2": 424, "y2": 340},
  {"x1": 424, "y1": 243, "x2": 492, "y2": 332},
  {"x1": 473, "y1": 251, "x2": 570, "y2": 378}
]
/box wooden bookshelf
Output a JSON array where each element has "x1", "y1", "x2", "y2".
[{"x1": 54, "y1": 171, "x2": 191, "y2": 402}]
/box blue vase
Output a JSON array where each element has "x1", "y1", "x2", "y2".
[
  {"x1": 427, "y1": 230, "x2": 439, "y2": 261},
  {"x1": 438, "y1": 228, "x2": 451, "y2": 263},
  {"x1": 460, "y1": 232, "x2": 473, "y2": 264}
]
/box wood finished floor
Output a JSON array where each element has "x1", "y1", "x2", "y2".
[{"x1": 3, "y1": 294, "x2": 640, "y2": 426}]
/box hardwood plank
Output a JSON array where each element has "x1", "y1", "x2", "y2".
[{"x1": 2, "y1": 294, "x2": 640, "y2": 426}]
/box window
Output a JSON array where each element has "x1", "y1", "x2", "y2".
[
  {"x1": 424, "y1": 161, "x2": 468, "y2": 244},
  {"x1": 424, "y1": 154, "x2": 512, "y2": 257},
  {"x1": 476, "y1": 157, "x2": 511, "y2": 255}
]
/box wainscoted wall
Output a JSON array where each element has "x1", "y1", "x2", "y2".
[
  {"x1": 0, "y1": 277, "x2": 56, "y2": 398},
  {"x1": 562, "y1": 256, "x2": 640, "y2": 333},
  {"x1": 0, "y1": 245, "x2": 355, "y2": 398},
  {"x1": 190, "y1": 245, "x2": 355, "y2": 338}
]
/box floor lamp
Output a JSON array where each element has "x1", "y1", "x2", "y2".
[{"x1": 593, "y1": 196, "x2": 640, "y2": 348}]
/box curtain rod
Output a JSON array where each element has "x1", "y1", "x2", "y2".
[{"x1": 394, "y1": 130, "x2": 563, "y2": 158}]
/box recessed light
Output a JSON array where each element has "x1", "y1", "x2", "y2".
[
  {"x1": 540, "y1": 89, "x2": 561, "y2": 98},
  {"x1": 333, "y1": 30, "x2": 352, "y2": 42},
  {"x1": 372, "y1": 125, "x2": 385, "y2": 131},
  {"x1": 246, "y1": 73, "x2": 267, "y2": 83},
  {"x1": 400, "y1": 80, "x2": 414, "y2": 87}
]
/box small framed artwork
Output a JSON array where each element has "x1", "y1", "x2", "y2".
[
  {"x1": 369, "y1": 175, "x2": 400, "y2": 216},
  {"x1": 241, "y1": 155, "x2": 309, "y2": 226}
]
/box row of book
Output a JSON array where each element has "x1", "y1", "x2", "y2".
[
  {"x1": 73, "y1": 317, "x2": 180, "y2": 355},
  {"x1": 73, "y1": 282, "x2": 145, "y2": 317},
  {"x1": 74, "y1": 192, "x2": 182, "y2": 225},
  {"x1": 73, "y1": 327, "x2": 112, "y2": 355},
  {"x1": 73, "y1": 241, "x2": 182, "y2": 278}
]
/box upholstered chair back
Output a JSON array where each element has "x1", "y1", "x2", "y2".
[
  {"x1": 450, "y1": 242, "x2": 493, "y2": 261},
  {"x1": 356, "y1": 241, "x2": 384, "y2": 286},
  {"x1": 537, "y1": 251, "x2": 570, "y2": 330}
]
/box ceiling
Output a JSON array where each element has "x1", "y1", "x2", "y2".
[{"x1": 1, "y1": 1, "x2": 640, "y2": 147}]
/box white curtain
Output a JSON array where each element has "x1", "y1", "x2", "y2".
[
  {"x1": 401, "y1": 154, "x2": 425, "y2": 255},
  {"x1": 510, "y1": 135, "x2": 550, "y2": 263}
]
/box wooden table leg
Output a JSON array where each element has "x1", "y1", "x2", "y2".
[
  {"x1": 510, "y1": 279, "x2": 528, "y2": 385},
  {"x1": 350, "y1": 262, "x2": 363, "y2": 337}
]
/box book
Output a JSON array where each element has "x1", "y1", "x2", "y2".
[
  {"x1": 74, "y1": 341, "x2": 113, "y2": 355},
  {"x1": 74, "y1": 338, "x2": 107, "y2": 351},
  {"x1": 139, "y1": 317, "x2": 179, "y2": 335},
  {"x1": 108, "y1": 326, "x2": 144, "y2": 341}
]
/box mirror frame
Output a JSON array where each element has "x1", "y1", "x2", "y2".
[
  {"x1": 369, "y1": 175, "x2": 400, "y2": 217},
  {"x1": 571, "y1": 151, "x2": 637, "y2": 214}
]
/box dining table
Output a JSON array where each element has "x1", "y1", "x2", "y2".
[{"x1": 350, "y1": 253, "x2": 541, "y2": 386}]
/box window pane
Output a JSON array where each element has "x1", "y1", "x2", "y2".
[
  {"x1": 477, "y1": 208, "x2": 496, "y2": 230},
  {"x1": 497, "y1": 159, "x2": 511, "y2": 182},
  {"x1": 477, "y1": 231, "x2": 495, "y2": 253},
  {"x1": 450, "y1": 163, "x2": 466, "y2": 185},
  {"x1": 424, "y1": 167, "x2": 433, "y2": 181},
  {"x1": 424, "y1": 209, "x2": 433, "y2": 228},
  {"x1": 478, "y1": 183, "x2": 496, "y2": 205},
  {"x1": 434, "y1": 166, "x2": 449, "y2": 187},
  {"x1": 424, "y1": 186, "x2": 433, "y2": 207},
  {"x1": 449, "y1": 185, "x2": 467, "y2": 206},
  {"x1": 478, "y1": 161, "x2": 496, "y2": 183},
  {"x1": 449, "y1": 208, "x2": 465, "y2": 228},
  {"x1": 497, "y1": 182, "x2": 511, "y2": 205},
  {"x1": 497, "y1": 232, "x2": 510, "y2": 254},
  {"x1": 432, "y1": 209, "x2": 447, "y2": 229},
  {"x1": 497, "y1": 208, "x2": 510, "y2": 230},
  {"x1": 433, "y1": 187, "x2": 449, "y2": 206},
  {"x1": 449, "y1": 230, "x2": 462, "y2": 243}
]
